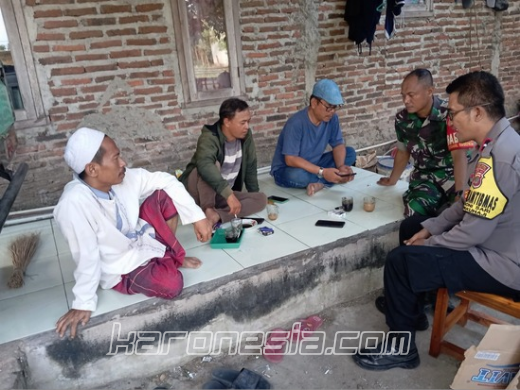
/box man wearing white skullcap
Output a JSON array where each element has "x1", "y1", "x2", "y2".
[{"x1": 53, "y1": 127, "x2": 212, "y2": 338}]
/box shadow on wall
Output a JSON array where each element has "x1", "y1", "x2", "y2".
[{"x1": 79, "y1": 106, "x2": 184, "y2": 173}]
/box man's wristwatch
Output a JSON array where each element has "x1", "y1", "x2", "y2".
[{"x1": 317, "y1": 167, "x2": 324, "y2": 178}]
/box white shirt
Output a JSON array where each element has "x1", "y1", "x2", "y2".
[{"x1": 53, "y1": 168, "x2": 206, "y2": 312}]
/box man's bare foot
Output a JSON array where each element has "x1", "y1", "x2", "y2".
[
  {"x1": 182, "y1": 257, "x2": 202, "y2": 269},
  {"x1": 205, "y1": 207, "x2": 221, "y2": 227},
  {"x1": 307, "y1": 183, "x2": 325, "y2": 196}
]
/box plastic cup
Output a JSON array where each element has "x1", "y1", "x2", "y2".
[
  {"x1": 267, "y1": 203, "x2": 279, "y2": 221},
  {"x1": 225, "y1": 227, "x2": 240, "y2": 243},
  {"x1": 230, "y1": 217, "x2": 243, "y2": 236},
  {"x1": 363, "y1": 196, "x2": 376, "y2": 212},
  {"x1": 342, "y1": 196, "x2": 353, "y2": 212}
]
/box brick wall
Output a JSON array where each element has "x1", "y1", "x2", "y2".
[{"x1": 4, "y1": 0, "x2": 520, "y2": 210}]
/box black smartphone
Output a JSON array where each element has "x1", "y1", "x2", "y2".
[
  {"x1": 315, "y1": 220, "x2": 345, "y2": 228},
  {"x1": 337, "y1": 172, "x2": 357, "y2": 177},
  {"x1": 268, "y1": 195, "x2": 289, "y2": 203}
]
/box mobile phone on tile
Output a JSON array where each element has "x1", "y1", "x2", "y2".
[{"x1": 315, "y1": 220, "x2": 345, "y2": 228}]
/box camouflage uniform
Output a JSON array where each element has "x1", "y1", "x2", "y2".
[{"x1": 395, "y1": 96, "x2": 456, "y2": 217}]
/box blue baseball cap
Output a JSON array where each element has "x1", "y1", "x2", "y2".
[{"x1": 312, "y1": 79, "x2": 344, "y2": 106}]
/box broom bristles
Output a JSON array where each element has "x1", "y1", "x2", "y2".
[{"x1": 7, "y1": 232, "x2": 41, "y2": 289}]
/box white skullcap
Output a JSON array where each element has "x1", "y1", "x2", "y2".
[{"x1": 64, "y1": 127, "x2": 106, "y2": 174}]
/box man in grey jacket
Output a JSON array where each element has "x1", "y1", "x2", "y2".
[{"x1": 354, "y1": 71, "x2": 520, "y2": 371}]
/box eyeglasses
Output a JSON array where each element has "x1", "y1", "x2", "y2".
[
  {"x1": 319, "y1": 100, "x2": 339, "y2": 112},
  {"x1": 447, "y1": 102, "x2": 492, "y2": 121}
]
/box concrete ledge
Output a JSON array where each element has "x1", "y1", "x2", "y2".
[
  {"x1": 0, "y1": 345, "x2": 28, "y2": 390},
  {"x1": 6, "y1": 222, "x2": 398, "y2": 389}
]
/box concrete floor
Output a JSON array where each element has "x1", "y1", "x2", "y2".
[{"x1": 100, "y1": 290, "x2": 483, "y2": 390}]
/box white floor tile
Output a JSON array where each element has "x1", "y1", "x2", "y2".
[
  {"x1": 57, "y1": 252, "x2": 75, "y2": 284},
  {"x1": 51, "y1": 219, "x2": 70, "y2": 255},
  {"x1": 341, "y1": 198, "x2": 405, "y2": 230},
  {"x1": 257, "y1": 197, "x2": 323, "y2": 226},
  {"x1": 277, "y1": 213, "x2": 367, "y2": 247},
  {"x1": 0, "y1": 254, "x2": 63, "y2": 301},
  {"x1": 181, "y1": 245, "x2": 244, "y2": 288},
  {"x1": 176, "y1": 223, "x2": 206, "y2": 251},
  {"x1": 0, "y1": 285, "x2": 68, "y2": 343},
  {"x1": 0, "y1": 220, "x2": 56, "y2": 267},
  {"x1": 64, "y1": 282, "x2": 152, "y2": 317},
  {"x1": 222, "y1": 222, "x2": 309, "y2": 268}
]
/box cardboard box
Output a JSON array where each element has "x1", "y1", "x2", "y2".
[{"x1": 451, "y1": 325, "x2": 520, "y2": 389}]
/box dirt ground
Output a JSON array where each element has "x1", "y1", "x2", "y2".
[{"x1": 99, "y1": 289, "x2": 480, "y2": 389}]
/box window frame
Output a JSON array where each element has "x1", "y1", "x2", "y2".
[
  {"x1": 0, "y1": 0, "x2": 46, "y2": 128},
  {"x1": 402, "y1": 0, "x2": 433, "y2": 18},
  {"x1": 170, "y1": 0, "x2": 245, "y2": 107}
]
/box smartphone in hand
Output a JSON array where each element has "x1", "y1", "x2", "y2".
[{"x1": 336, "y1": 172, "x2": 357, "y2": 177}]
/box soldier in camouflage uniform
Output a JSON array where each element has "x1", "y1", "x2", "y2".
[
  {"x1": 378, "y1": 69, "x2": 468, "y2": 218},
  {"x1": 374, "y1": 69, "x2": 470, "y2": 325}
]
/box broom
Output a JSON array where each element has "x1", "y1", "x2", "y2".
[{"x1": 7, "y1": 232, "x2": 40, "y2": 289}]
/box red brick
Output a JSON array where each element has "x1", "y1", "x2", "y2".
[
  {"x1": 75, "y1": 53, "x2": 109, "y2": 61},
  {"x1": 36, "y1": 32, "x2": 65, "y2": 41},
  {"x1": 90, "y1": 40, "x2": 123, "y2": 49},
  {"x1": 51, "y1": 67, "x2": 85, "y2": 76},
  {"x1": 64, "y1": 7, "x2": 97, "y2": 17},
  {"x1": 143, "y1": 49, "x2": 172, "y2": 56},
  {"x1": 43, "y1": 20, "x2": 78, "y2": 29},
  {"x1": 100, "y1": 5, "x2": 132, "y2": 14},
  {"x1": 129, "y1": 71, "x2": 160, "y2": 78},
  {"x1": 95, "y1": 75, "x2": 118, "y2": 83},
  {"x1": 110, "y1": 49, "x2": 142, "y2": 59},
  {"x1": 106, "y1": 28, "x2": 136, "y2": 37},
  {"x1": 69, "y1": 31, "x2": 104, "y2": 39},
  {"x1": 127, "y1": 80, "x2": 144, "y2": 87},
  {"x1": 53, "y1": 44, "x2": 86, "y2": 52},
  {"x1": 66, "y1": 113, "x2": 87, "y2": 121},
  {"x1": 39, "y1": 56, "x2": 73, "y2": 65},
  {"x1": 34, "y1": 9, "x2": 63, "y2": 18},
  {"x1": 138, "y1": 26, "x2": 167, "y2": 34},
  {"x1": 149, "y1": 78, "x2": 175, "y2": 85},
  {"x1": 135, "y1": 3, "x2": 164, "y2": 12},
  {"x1": 78, "y1": 102, "x2": 99, "y2": 110},
  {"x1": 85, "y1": 64, "x2": 118, "y2": 73},
  {"x1": 51, "y1": 87, "x2": 77, "y2": 97},
  {"x1": 118, "y1": 60, "x2": 151, "y2": 69},
  {"x1": 150, "y1": 94, "x2": 176, "y2": 102},
  {"x1": 134, "y1": 86, "x2": 162, "y2": 95},
  {"x1": 39, "y1": 0, "x2": 75, "y2": 4},
  {"x1": 119, "y1": 15, "x2": 149, "y2": 24},
  {"x1": 150, "y1": 59, "x2": 163, "y2": 66},
  {"x1": 33, "y1": 45, "x2": 50, "y2": 53},
  {"x1": 57, "y1": 121, "x2": 81, "y2": 132},
  {"x1": 84, "y1": 17, "x2": 117, "y2": 26},
  {"x1": 61, "y1": 78, "x2": 93, "y2": 86},
  {"x1": 127, "y1": 38, "x2": 157, "y2": 46}
]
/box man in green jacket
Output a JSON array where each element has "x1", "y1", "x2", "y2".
[{"x1": 180, "y1": 98, "x2": 267, "y2": 227}]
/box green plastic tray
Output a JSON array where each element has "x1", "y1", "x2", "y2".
[{"x1": 210, "y1": 228, "x2": 244, "y2": 249}]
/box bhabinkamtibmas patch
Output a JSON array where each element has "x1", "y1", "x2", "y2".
[{"x1": 464, "y1": 156, "x2": 508, "y2": 219}]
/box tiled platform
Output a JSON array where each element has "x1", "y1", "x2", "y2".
[{"x1": 0, "y1": 167, "x2": 408, "y2": 344}]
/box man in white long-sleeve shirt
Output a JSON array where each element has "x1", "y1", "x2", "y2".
[{"x1": 53, "y1": 127, "x2": 212, "y2": 338}]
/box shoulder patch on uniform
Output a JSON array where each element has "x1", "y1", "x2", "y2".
[{"x1": 463, "y1": 156, "x2": 508, "y2": 219}]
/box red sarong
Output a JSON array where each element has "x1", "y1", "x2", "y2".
[{"x1": 112, "y1": 190, "x2": 185, "y2": 299}]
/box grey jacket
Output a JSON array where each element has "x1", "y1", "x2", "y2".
[{"x1": 422, "y1": 118, "x2": 520, "y2": 290}]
